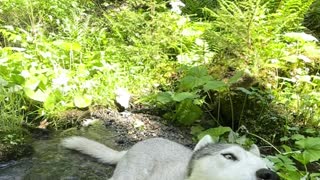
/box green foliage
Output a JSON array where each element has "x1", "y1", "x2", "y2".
[
  {"x1": 197, "y1": 126, "x2": 232, "y2": 142},
  {"x1": 303, "y1": 0, "x2": 320, "y2": 38},
  {"x1": 0, "y1": 0, "x2": 207, "y2": 125},
  {"x1": 156, "y1": 1, "x2": 320, "y2": 177},
  {"x1": 270, "y1": 35, "x2": 320, "y2": 125},
  {"x1": 269, "y1": 134, "x2": 320, "y2": 179},
  {"x1": 203, "y1": 0, "x2": 320, "y2": 125},
  {"x1": 2, "y1": 134, "x2": 25, "y2": 146},
  {"x1": 204, "y1": 0, "x2": 314, "y2": 59},
  {"x1": 156, "y1": 66, "x2": 243, "y2": 125},
  {"x1": 195, "y1": 126, "x2": 247, "y2": 145},
  {"x1": 0, "y1": 85, "x2": 28, "y2": 146},
  {"x1": 0, "y1": 87, "x2": 24, "y2": 132},
  {"x1": 181, "y1": 0, "x2": 219, "y2": 19}
]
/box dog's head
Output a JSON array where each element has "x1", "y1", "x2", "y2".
[{"x1": 186, "y1": 135, "x2": 279, "y2": 180}]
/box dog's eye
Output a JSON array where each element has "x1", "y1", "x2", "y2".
[{"x1": 221, "y1": 153, "x2": 238, "y2": 161}]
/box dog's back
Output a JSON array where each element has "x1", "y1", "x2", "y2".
[{"x1": 111, "y1": 138, "x2": 192, "y2": 180}]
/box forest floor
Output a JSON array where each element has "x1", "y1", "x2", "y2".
[{"x1": 86, "y1": 107, "x2": 194, "y2": 148}]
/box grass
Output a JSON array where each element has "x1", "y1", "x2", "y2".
[{"x1": 0, "y1": 87, "x2": 25, "y2": 135}]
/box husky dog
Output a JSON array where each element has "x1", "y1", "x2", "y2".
[{"x1": 61, "y1": 135, "x2": 279, "y2": 180}]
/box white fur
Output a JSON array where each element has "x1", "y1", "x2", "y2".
[
  {"x1": 193, "y1": 135, "x2": 213, "y2": 151},
  {"x1": 61, "y1": 136, "x2": 126, "y2": 164},
  {"x1": 187, "y1": 146, "x2": 267, "y2": 180},
  {"x1": 249, "y1": 144, "x2": 261, "y2": 156}
]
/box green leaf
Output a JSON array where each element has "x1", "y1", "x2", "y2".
[
  {"x1": 187, "y1": 66, "x2": 208, "y2": 77},
  {"x1": 24, "y1": 78, "x2": 40, "y2": 90},
  {"x1": 11, "y1": 74, "x2": 24, "y2": 85},
  {"x1": 284, "y1": 32, "x2": 318, "y2": 42},
  {"x1": 235, "y1": 135, "x2": 247, "y2": 145},
  {"x1": 294, "y1": 137, "x2": 320, "y2": 163},
  {"x1": 310, "y1": 173, "x2": 320, "y2": 178},
  {"x1": 24, "y1": 88, "x2": 49, "y2": 102},
  {"x1": 0, "y1": 77, "x2": 8, "y2": 86},
  {"x1": 269, "y1": 154, "x2": 298, "y2": 172},
  {"x1": 179, "y1": 76, "x2": 198, "y2": 90},
  {"x1": 176, "y1": 99, "x2": 203, "y2": 125},
  {"x1": 74, "y1": 94, "x2": 92, "y2": 108},
  {"x1": 291, "y1": 134, "x2": 305, "y2": 141},
  {"x1": 203, "y1": 80, "x2": 227, "y2": 91},
  {"x1": 283, "y1": 55, "x2": 298, "y2": 63},
  {"x1": 172, "y1": 92, "x2": 198, "y2": 102},
  {"x1": 53, "y1": 40, "x2": 81, "y2": 51},
  {"x1": 237, "y1": 87, "x2": 253, "y2": 95},
  {"x1": 228, "y1": 71, "x2": 244, "y2": 84},
  {"x1": 198, "y1": 126, "x2": 232, "y2": 140},
  {"x1": 280, "y1": 136, "x2": 289, "y2": 142},
  {"x1": 304, "y1": 128, "x2": 316, "y2": 135},
  {"x1": 281, "y1": 145, "x2": 292, "y2": 153},
  {"x1": 156, "y1": 92, "x2": 173, "y2": 104},
  {"x1": 292, "y1": 153, "x2": 307, "y2": 165},
  {"x1": 179, "y1": 75, "x2": 212, "y2": 90},
  {"x1": 190, "y1": 125, "x2": 204, "y2": 135},
  {"x1": 43, "y1": 91, "x2": 61, "y2": 111}
]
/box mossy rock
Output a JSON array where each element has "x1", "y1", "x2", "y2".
[
  {"x1": 0, "y1": 131, "x2": 33, "y2": 162},
  {"x1": 0, "y1": 142, "x2": 33, "y2": 162}
]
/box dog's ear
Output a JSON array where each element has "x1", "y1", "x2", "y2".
[
  {"x1": 249, "y1": 144, "x2": 260, "y2": 156},
  {"x1": 194, "y1": 135, "x2": 213, "y2": 151}
]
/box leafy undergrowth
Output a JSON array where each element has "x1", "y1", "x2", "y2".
[
  {"x1": 0, "y1": 0, "x2": 320, "y2": 178},
  {"x1": 0, "y1": 0, "x2": 199, "y2": 120}
]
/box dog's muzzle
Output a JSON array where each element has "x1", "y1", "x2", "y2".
[{"x1": 256, "y1": 168, "x2": 280, "y2": 180}]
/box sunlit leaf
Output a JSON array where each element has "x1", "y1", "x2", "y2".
[
  {"x1": 237, "y1": 87, "x2": 253, "y2": 95},
  {"x1": 24, "y1": 78, "x2": 40, "y2": 90},
  {"x1": 228, "y1": 71, "x2": 243, "y2": 84},
  {"x1": 198, "y1": 126, "x2": 232, "y2": 140},
  {"x1": 291, "y1": 134, "x2": 305, "y2": 141},
  {"x1": 24, "y1": 88, "x2": 49, "y2": 102},
  {"x1": 53, "y1": 40, "x2": 81, "y2": 51},
  {"x1": 294, "y1": 137, "x2": 320, "y2": 163},
  {"x1": 186, "y1": 66, "x2": 208, "y2": 77},
  {"x1": 0, "y1": 77, "x2": 8, "y2": 86},
  {"x1": 157, "y1": 92, "x2": 172, "y2": 104},
  {"x1": 179, "y1": 75, "x2": 212, "y2": 90},
  {"x1": 281, "y1": 145, "x2": 292, "y2": 153},
  {"x1": 74, "y1": 94, "x2": 92, "y2": 108},
  {"x1": 172, "y1": 92, "x2": 198, "y2": 102},
  {"x1": 203, "y1": 80, "x2": 227, "y2": 91},
  {"x1": 284, "y1": 32, "x2": 318, "y2": 42}
]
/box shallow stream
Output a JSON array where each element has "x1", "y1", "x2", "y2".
[
  {"x1": 0, "y1": 122, "x2": 117, "y2": 180},
  {"x1": 0, "y1": 110, "x2": 193, "y2": 180}
]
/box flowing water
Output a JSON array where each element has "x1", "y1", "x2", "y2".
[{"x1": 0, "y1": 122, "x2": 118, "y2": 180}]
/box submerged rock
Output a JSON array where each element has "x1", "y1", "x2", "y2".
[{"x1": 0, "y1": 142, "x2": 33, "y2": 163}]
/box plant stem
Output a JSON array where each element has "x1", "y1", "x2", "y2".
[
  {"x1": 228, "y1": 93, "x2": 234, "y2": 130},
  {"x1": 247, "y1": 131, "x2": 281, "y2": 154},
  {"x1": 217, "y1": 95, "x2": 221, "y2": 124},
  {"x1": 239, "y1": 94, "x2": 247, "y2": 128}
]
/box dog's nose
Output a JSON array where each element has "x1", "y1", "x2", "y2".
[{"x1": 256, "y1": 168, "x2": 280, "y2": 180}]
